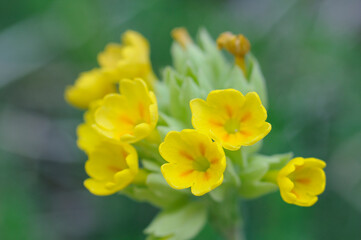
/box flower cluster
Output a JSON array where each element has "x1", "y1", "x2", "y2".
[
  {"x1": 65, "y1": 28, "x2": 326, "y2": 240},
  {"x1": 66, "y1": 31, "x2": 158, "y2": 195}
]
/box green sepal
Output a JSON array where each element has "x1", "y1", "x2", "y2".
[
  {"x1": 224, "y1": 65, "x2": 249, "y2": 94},
  {"x1": 242, "y1": 141, "x2": 263, "y2": 156},
  {"x1": 158, "y1": 113, "x2": 187, "y2": 131},
  {"x1": 171, "y1": 43, "x2": 188, "y2": 74},
  {"x1": 247, "y1": 54, "x2": 268, "y2": 107},
  {"x1": 157, "y1": 113, "x2": 187, "y2": 140},
  {"x1": 145, "y1": 201, "x2": 208, "y2": 240},
  {"x1": 157, "y1": 126, "x2": 174, "y2": 141},
  {"x1": 178, "y1": 76, "x2": 201, "y2": 126},
  {"x1": 185, "y1": 44, "x2": 208, "y2": 73},
  {"x1": 197, "y1": 28, "x2": 229, "y2": 88},
  {"x1": 163, "y1": 67, "x2": 188, "y2": 121},
  {"x1": 197, "y1": 28, "x2": 221, "y2": 56},
  {"x1": 122, "y1": 173, "x2": 188, "y2": 209},
  {"x1": 225, "y1": 157, "x2": 241, "y2": 186},
  {"x1": 208, "y1": 184, "x2": 227, "y2": 203},
  {"x1": 142, "y1": 159, "x2": 161, "y2": 173},
  {"x1": 154, "y1": 80, "x2": 170, "y2": 114},
  {"x1": 195, "y1": 69, "x2": 213, "y2": 95},
  {"x1": 238, "y1": 153, "x2": 293, "y2": 198},
  {"x1": 171, "y1": 41, "x2": 205, "y2": 77}
]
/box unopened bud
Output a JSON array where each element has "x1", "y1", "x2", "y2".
[{"x1": 171, "y1": 27, "x2": 193, "y2": 48}]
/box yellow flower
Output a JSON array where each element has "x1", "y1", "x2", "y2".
[
  {"x1": 77, "y1": 100, "x2": 110, "y2": 154},
  {"x1": 277, "y1": 157, "x2": 326, "y2": 207},
  {"x1": 97, "y1": 30, "x2": 156, "y2": 88},
  {"x1": 159, "y1": 129, "x2": 226, "y2": 196},
  {"x1": 94, "y1": 78, "x2": 158, "y2": 143},
  {"x1": 65, "y1": 69, "x2": 116, "y2": 109},
  {"x1": 190, "y1": 89, "x2": 271, "y2": 151},
  {"x1": 84, "y1": 141, "x2": 139, "y2": 196}
]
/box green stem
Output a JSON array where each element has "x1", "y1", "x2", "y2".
[
  {"x1": 222, "y1": 218, "x2": 245, "y2": 240},
  {"x1": 209, "y1": 190, "x2": 246, "y2": 240}
]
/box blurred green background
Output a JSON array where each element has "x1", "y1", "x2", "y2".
[{"x1": 1, "y1": 0, "x2": 360, "y2": 239}]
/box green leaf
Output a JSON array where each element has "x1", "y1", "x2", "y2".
[{"x1": 145, "y1": 201, "x2": 207, "y2": 240}]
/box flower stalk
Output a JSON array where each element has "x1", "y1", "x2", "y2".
[{"x1": 210, "y1": 190, "x2": 245, "y2": 240}]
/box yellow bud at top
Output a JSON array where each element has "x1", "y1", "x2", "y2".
[
  {"x1": 217, "y1": 32, "x2": 251, "y2": 74},
  {"x1": 97, "y1": 30, "x2": 156, "y2": 88},
  {"x1": 65, "y1": 69, "x2": 116, "y2": 109},
  {"x1": 159, "y1": 129, "x2": 226, "y2": 196},
  {"x1": 277, "y1": 157, "x2": 326, "y2": 207},
  {"x1": 217, "y1": 32, "x2": 250, "y2": 57},
  {"x1": 190, "y1": 89, "x2": 271, "y2": 151},
  {"x1": 171, "y1": 27, "x2": 193, "y2": 48}
]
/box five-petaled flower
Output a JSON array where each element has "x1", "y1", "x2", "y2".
[
  {"x1": 98, "y1": 30, "x2": 156, "y2": 88},
  {"x1": 159, "y1": 129, "x2": 226, "y2": 196},
  {"x1": 277, "y1": 157, "x2": 326, "y2": 207},
  {"x1": 190, "y1": 89, "x2": 271, "y2": 151},
  {"x1": 65, "y1": 69, "x2": 116, "y2": 109},
  {"x1": 94, "y1": 78, "x2": 158, "y2": 143},
  {"x1": 84, "y1": 141, "x2": 139, "y2": 196}
]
